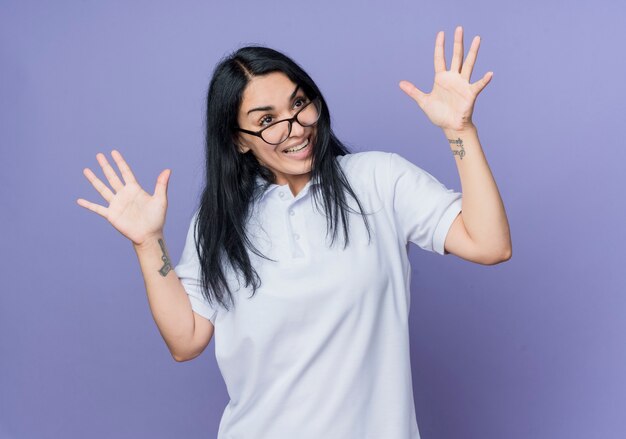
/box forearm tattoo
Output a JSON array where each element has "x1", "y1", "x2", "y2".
[
  {"x1": 158, "y1": 238, "x2": 173, "y2": 277},
  {"x1": 448, "y1": 137, "x2": 466, "y2": 160}
]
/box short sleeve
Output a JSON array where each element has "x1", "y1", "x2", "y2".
[
  {"x1": 388, "y1": 152, "x2": 463, "y2": 255},
  {"x1": 173, "y1": 210, "x2": 219, "y2": 324}
]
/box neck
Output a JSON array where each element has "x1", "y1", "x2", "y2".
[{"x1": 275, "y1": 172, "x2": 312, "y2": 197}]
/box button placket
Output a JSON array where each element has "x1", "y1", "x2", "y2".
[
  {"x1": 288, "y1": 206, "x2": 302, "y2": 257},
  {"x1": 289, "y1": 208, "x2": 297, "y2": 242},
  {"x1": 274, "y1": 185, "x2": 312, "y2": 261},
  {"x1": 289, "y1": 200, "x2": 312, "y2": 259}
]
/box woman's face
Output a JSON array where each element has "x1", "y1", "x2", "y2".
[{"x1": 235, "y1": 71, "x2": 317, "y2": 188}]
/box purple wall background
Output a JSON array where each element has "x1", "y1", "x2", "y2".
[{"x1": 1, "y1": 0, "x2": 624, "y2": 438}]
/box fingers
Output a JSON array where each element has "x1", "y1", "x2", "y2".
[
  {"x1": 81, "y1": 167, "x2": 115, "y2": 203},
  {"x1": 461, "y1": 35, "x2": 481, "y2": 81},
  {"x1": 450, "y1": 26, "x2": 464, "y2": 73},
  {"x1": 436, "y1": 26, "x2": 482, "y2": 81},
  {"x1": 470, "y1": 71, "x2": 494, "y2": 96},
  {"x1": 434, "y1": 31, "x2": 446, "y2": 73},
  {"x1": 153, "y1": 169, "x2": 171, "y2": 199},
  {"x1": 398, "y1": 80, "x2": 427, "y2": 109},
  {"x1": 76, "y1": 197, "x2": 108, "y2": 218},
  {"x1": 111, "y1": 149, "x2": 138, "y2": 185},
  {"x1": 96, "y1": 152, "x2": 125, "y2": 192}
]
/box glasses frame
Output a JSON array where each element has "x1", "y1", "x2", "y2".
[{"x1": 236, "y1": 96, "x2": 322, "y2": 146}]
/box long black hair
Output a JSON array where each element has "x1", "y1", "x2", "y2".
[{"x1": 194, "y1": 45, "x2": 372, "y2": 313}]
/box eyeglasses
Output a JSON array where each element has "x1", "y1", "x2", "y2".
[{"x1": 236, "y1": 96, "x2": 322, "y2": 146}]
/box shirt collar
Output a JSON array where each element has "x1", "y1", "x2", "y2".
[{"x1": 255, "y1": 173, "x2": 321, "y2": 202}]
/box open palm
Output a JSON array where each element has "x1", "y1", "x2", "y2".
[
  {"x1": 76, "y1": 150, "x2": 171, "y2": 247},
  {"x1": 399, "y1": 26, "x2": 493, "y2": 131}
]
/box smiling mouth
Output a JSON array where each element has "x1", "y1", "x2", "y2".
[{"x1": 283, "y1": 137, "x2": 309, "y2": 154}]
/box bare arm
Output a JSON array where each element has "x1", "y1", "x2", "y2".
[
  {"x1": 443, "y1": 125, "x2": 512, "y2": 264},
  {"x1": 133, "y1": 234, "x2": 214, "y2": 362},
  {"x1": 398, "y1": 26, "x2": 511, "y2": 264},
  {"x1": 77, "y1": 150, "x2": 213, "y2": 361}
]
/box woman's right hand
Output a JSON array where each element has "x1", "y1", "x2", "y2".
[{"x1": 76, "y1": 150, "x2": 172, "y2": 247}]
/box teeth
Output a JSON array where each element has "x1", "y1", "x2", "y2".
[{"x1": 284, "y1": 138, "x2": 309, "y2": 153}]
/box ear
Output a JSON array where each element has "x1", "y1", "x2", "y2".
[{"x1": 232, "y1": 133, "x2": 251, "y2": 154}]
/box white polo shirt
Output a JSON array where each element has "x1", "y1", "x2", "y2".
[{"x1": 174, "y1": 150, "x2": 463, "y2": 439}]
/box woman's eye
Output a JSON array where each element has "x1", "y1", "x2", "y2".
[
  {"x1": 258, "y1": 97, "x2": 308, "y2": 126},
  {"x1": 293, "y1": 97, "x2": 308, "y2": 109}
]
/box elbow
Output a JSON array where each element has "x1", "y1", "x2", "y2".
[
  {"x1": 173, "y1": 354, "x2": 189, "y2": 362},
  {"x1": 501, "y1": 245, "x2": 513, "y2": 262},
  {"x1": 484, "y1": 244, "x2": 512, "y2": 265},
  {"x1": 172, "y1": 349, "x2": 198, "y2": 363},
  {"x1": 173, "y1": 353, "x2": 197, "y2": 362},
  {"x1": 500, "y1": 239, "x2": 513, "y2": 262}
]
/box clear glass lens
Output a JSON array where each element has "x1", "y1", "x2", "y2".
[
  {"x1": 296, "y1": 99, "x2": 320, "y2": 127},
  {"x1": 261, "y1": 98, "x2": 321, "y2": 145},
  {"x1": 263, "y1": 120, "x2": 291, "y2": 145}
]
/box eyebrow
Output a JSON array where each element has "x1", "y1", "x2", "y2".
[{"x1": 246, "y1": 84, "x2": 300, "y2": 116}]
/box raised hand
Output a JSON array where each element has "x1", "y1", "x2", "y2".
[
  {"x1": 399, "y1": 25, "x2": 493, "y2": 132},
  {"x1": 76, "y1": 150, "x2": 172, "y2": 247}
]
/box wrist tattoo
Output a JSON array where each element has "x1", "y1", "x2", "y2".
[
  {"x1": 448, "y1": 137, "x2": 466, "y2": 160},
  {"x1": 158, "y1": 238, "x2": 173, "y2": 277}
]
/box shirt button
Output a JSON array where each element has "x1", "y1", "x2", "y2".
[
  {"x1": 279, "y1": 192, "x2": 285, "y2": 198},
  {"x1": 289, "y1": 210, "x2": 295, "y2": 216},
  {"x1": 293, "y1": 233, "x2": 300, "y2": 240}
]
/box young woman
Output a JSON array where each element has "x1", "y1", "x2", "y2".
[{"x1": 77, "y1": 26, "x2": 511, "y2": 439}]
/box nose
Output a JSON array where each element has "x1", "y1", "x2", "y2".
[{"x1": 289, "y1": 118, "x2": 306, "y2": 138}]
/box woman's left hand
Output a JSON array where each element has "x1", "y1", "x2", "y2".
[{"x1": 399, "y1": 26, "x2": 493, "y2": 132}]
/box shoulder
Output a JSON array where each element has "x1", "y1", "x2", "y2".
[
  {"x1": 336, "y1": 150, "x2": 392, "y2": 166},
  {"x1": 332, "y1": 151, "x2": 396, "y2": 203},
  {"x1": 335, "y1": 150, "x2": 429, "y2": 185},
  {"x1": 333, "y1": 150, "x2": 449, "y2": 199},
  {"x1": 335, "y1": 150, "x2": 393, "y2": 176}
]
